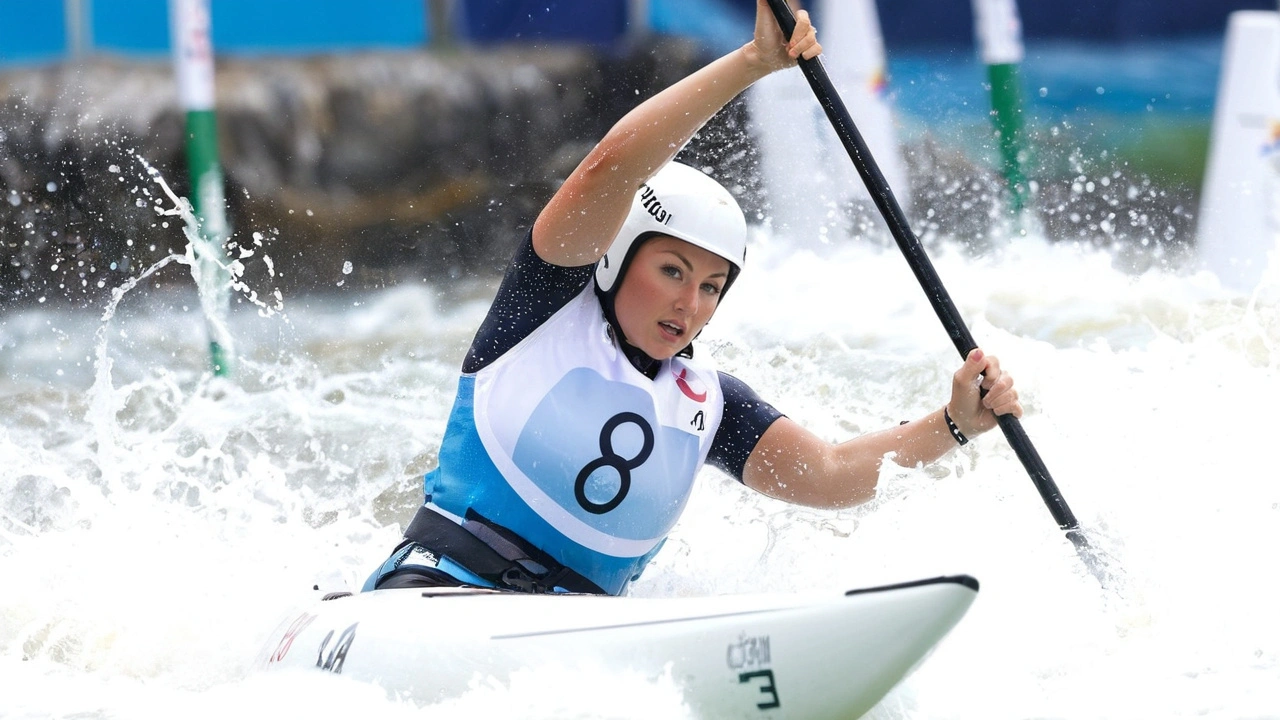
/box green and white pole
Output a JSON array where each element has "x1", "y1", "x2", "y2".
[
  {"x1": 973, "y1": 0, "x2": 1030, "y2": 213},
  {"x1": 170, "y1": 0, "x2": 232, "y2": 375}
]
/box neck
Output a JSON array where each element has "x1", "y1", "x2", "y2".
[
  {"x1": 610, "y1": 325, "x2": 661, "y2": 380},
  {"x1": 596, "y1": 275, "x2": 696, "y2": 380}
]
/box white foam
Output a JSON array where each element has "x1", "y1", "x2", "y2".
[{"x1": 3, "y1": 216, "x2": 1278, "y2": 718}]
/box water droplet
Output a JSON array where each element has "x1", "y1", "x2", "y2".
[{"x1": 342, "y1": 261, "x2": 353, "y2": 275}]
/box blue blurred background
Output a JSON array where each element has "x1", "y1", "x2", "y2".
[
  {"x1": 1, "y1": 0, "x2": 1272, "y2": 65},
  {"x1": 1, "y1": 0, "x2": 1270, "y2": 303},
  {"x1": 2, "y1": 0, "x2": 1272, "y2": 251}
]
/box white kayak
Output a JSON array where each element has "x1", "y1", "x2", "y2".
[{"x1": 256, "y1": 575, "x2": 978, "y2": 719}]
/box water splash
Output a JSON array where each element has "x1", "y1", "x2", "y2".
[{"x1": 81, "y1": 155, "x2": 285, "y2": 491}]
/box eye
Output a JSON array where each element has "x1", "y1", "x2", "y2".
[
  {"x1": 661, "y1": 264, "x2": 682, "y2": 279},
  {"x1": 700, "y1": 282, "x2": 722, "y2": 296}
]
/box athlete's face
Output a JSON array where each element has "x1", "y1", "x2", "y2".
[{"x1": 613, "y1": 236, "x2": 731, "y2": 360}]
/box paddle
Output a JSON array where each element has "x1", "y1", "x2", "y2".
[{"x1": 763, "y1": 0, "x2": 1110, "y2": 586}]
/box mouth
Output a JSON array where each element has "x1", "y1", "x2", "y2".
[{"x1": 658, "y1": 321, "x2": 685, "y2": 339}]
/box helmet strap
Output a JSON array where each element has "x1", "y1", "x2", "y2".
[
  {"x1": 595, "y1": 235, "x2": 672, "y2": 379},
  {"x1": 594, "y1": 232, "x2": 724, "y2": 376}
]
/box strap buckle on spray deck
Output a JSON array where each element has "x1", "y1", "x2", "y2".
[{"x1": 403, "y1": 504, "x2": 606, "y2": 595}]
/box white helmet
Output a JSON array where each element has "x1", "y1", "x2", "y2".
[{"x1": 594, "y1": 162, "x2": 747, "y2": 294}]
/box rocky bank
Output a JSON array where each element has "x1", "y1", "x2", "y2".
[
  {"x1": 2, "y1": 39, "x2": 752, "y2": 305},
  {"x1": 1, "y1": 39, "x2": 1197, "y2": 308}
]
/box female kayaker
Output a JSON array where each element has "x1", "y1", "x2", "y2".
[{"x1": 364, "y1": 0, "x2": 1021, "y2": 595}]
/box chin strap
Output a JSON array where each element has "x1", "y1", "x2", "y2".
[{"x1": 595, "y1": 284, "x2": 695, "y2": 381}]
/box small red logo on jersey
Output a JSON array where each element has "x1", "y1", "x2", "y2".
[{"x1": 674, "y1": 368, "x2": 707, "y2": 402}]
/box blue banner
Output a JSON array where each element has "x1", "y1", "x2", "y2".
[{"x1": 1, "y1": 0, "x2": 1273, "y2": 66}]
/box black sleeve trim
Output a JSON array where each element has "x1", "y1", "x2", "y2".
[
  {"x1": 462, "y1": 230, "x2": 595, "y2": 374},
  {"x1": 707, "y1": 371, "x2": 785, "y2": 483}
]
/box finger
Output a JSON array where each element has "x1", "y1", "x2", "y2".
[
  {"x1": 788, "y1": 11, "x2": 809, "y2": 46},
  {"x1": 800, "y1": 37, "x2": 822, "y2": 60},
  {"x1": 991, "y1": 394, "x2": 1023, "y2": 418},
  {"x1": 792, "y1": 31, "x2": 821, "y2": 59},
  {"x1": 989, "y1": 402, "x2": 1020, "y2": 419},
  {"x1": 793, "y1": 10, "x2": 824, "y2": 51},
  {"x1": 983, "y1": 374, "x2": 1014, "y2": 407},
  {"x1": 789, "y1": 11, "x2": 817, "y2": 56},
  {"x1": 984, "y1": 369, "x2": 1021, "y2": 414},
  {"x1": 958, "y1": 347, "x2": 987, "y2": 386},
  {"x1": 793, "y1": 8, "x2": 811, "y2": 29},
  {"x1": 979, "y1": 354, "x2": 1004, "y2": 388}
]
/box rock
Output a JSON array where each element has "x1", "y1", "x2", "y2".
[
  {"x1": 0, "y1": 39, "x2": 722, "y2": 306},
  {"x1": 0, "y1": 39, "x2": 1197, "y2": 309}
]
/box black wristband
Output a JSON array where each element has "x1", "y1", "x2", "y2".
[{"x1": 943, "y1": 406, "x2": 969, "y2": 446}]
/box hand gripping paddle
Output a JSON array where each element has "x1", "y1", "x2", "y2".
[{"x1": 763, "y1": 0, "x2": 1111, "y2": 587}]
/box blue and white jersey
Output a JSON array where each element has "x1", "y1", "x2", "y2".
[{"x1": 424, "y1": 232, "x2": 782, "y2": 595}]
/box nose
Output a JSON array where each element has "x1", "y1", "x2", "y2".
[{"x1": 674, "y1": 281, "x2": 699, "y2": 315}]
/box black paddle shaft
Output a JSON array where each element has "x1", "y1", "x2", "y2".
[{"x1": 763, "y1": 0, "x2": 1092, "y2": 553}]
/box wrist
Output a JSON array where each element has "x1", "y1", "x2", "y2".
[
  {"x1": 738, "y1": 41, "x2": 786, "y2": 80},
  {"x1": 943, "y1": 406, "x2": 969, "y2": 446}
]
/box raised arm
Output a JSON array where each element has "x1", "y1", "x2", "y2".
[
  {"x1": 532, "y1": 0, "x2": 821, "y2": 266},
  {"x1": 743, "y1": 349, "x2": 1023, "y2": 508}
]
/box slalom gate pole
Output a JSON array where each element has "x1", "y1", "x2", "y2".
[
  {"x1": 973, "y1": 0, "x2": 1030, "y2": 214},
  {"x1": 170, "y1": 0, "x2": 233, "y2": 376}
]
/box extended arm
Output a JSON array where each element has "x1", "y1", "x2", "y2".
[
  {"x1": 532, "y1": 0, "x2": 821, "y2": 266},
  {"x1": 743, "y1": 349, "x2": 1022, "y2": 508}
]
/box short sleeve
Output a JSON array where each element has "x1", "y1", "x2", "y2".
[
  {"x1": 462, "y1": 230, "x2": 595, "y2": 374},
  {"x1": 706, "y1": 371, "x2": 785, "y2": 482}
]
